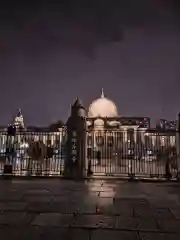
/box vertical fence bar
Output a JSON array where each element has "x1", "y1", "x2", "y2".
[
  {"x1": 3, "y1": 125, "x2": 16, "y2": 178},
  {"x1": 176, "y1": 113, "x2": 180, "y2": 180}
]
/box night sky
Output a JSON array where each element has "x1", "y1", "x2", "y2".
[{"x1": 0, "y1": 1, "x2": 180, "y2": 126}]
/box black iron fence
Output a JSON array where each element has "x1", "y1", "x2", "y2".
[
  {"x1": 86, "y1": 129, "x2": 178, "y2": 179},
  {"x1": 0, "y1": 130, "x2": 66, "y2": 176},
  {"x1": 0, "y1": 128, "x2": 179, "y2": 179}
]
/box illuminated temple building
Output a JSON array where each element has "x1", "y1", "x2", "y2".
[
  {"x1": 86, "y1": 89, "x2": 176, "y2": 150},
  {"x1": 0, "y1": 89, "x2": 177, "y2": 152}
]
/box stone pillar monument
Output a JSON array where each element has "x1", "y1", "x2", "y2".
[{"x1": 64, "y1": 97, "x2": 87, "y2": 179}]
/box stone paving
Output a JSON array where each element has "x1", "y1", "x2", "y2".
[{"x1": 0, "y1": 179, "x2": 180, "y2": 239}]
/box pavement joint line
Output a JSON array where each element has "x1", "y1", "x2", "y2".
[
  {"x1": 1, "y1": 175, "x2": 180, "y2": 182},
  {"x1": 0, "y1": 224, "x2": 178, "y2": 234}
]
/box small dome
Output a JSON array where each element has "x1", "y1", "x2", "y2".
[
  {"x1": 107, "y1": 120, "x2": 120, "y2": 126},
  {"x1": 88, "y1": 89, "x2": 118, "y2": 118},
  {"x1": 87, "y1": 120, "x2": 92, "y2": 126},
  {"x1": 94, "y1": 119, "x2": 104, "y2": 127}
]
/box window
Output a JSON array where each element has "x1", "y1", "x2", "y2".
[
  {"x1": 47, "y1": 139, "x2": 51, "y2": 146},
  {"x1": 127, "y1": 129, "x2": 134, "y2": 142},
  {"x1": 55, "y1": 139, "x2": 60, "y2": 146},
  {"x1": 96, "y1": 136, "x2": 104, "y2": 146},
  {"x1": 107, "y1": 136, "x2": 113, "y2": 147},
  {"x1": 87, "y1": 136, "x2": 92, "y2": 146}
]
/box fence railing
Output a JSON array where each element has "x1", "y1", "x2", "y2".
[
  {"x1": 0, "y1": 130, "x2": 67, "y2": 176},
  {"x1": 86, "y1": 129, "x2": 178, "y2": 178},
  {"x1": 0, "y1": 128, "x2": 179, "y2": 179}
]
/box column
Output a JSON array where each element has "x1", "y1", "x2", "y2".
[{"x1": 64, "y1": 98, "x2": 87, "y2": 179}]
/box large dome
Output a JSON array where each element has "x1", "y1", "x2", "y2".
[{"x1": 88, "y1": 89, "x2": 118, "y2": 118}]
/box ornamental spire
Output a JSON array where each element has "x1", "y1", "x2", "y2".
[
  {"x1": 101, "y1": 88, "x2": 104, "y2": 98},
  {"x1": 17, "y1": 108, "x2": 22, "y2": 117},
  {"x1": 72, "y1": 97, "x2": 84, "y2": 108},
  {"x1": 13, "y1": 108, "x2": 25, "y2": 129}
]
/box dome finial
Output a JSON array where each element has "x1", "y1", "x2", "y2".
[
  {"x1": 101, "y1": 88, "x2": 104, "y2": 98},
  {"x1": 17, "y1": 108, "x2": 22, "y2": 117}
]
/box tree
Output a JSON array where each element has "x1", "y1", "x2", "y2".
[
  {"x1": 47, "y1": 120, "x2": 64, "y2": 132},
  {"x1": 27, "y1": 126, "x2": 43, "y2": 132}
]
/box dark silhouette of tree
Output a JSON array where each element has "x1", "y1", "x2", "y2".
[
  {"x1": 47, "y1": 120, "x2": 65, "y2": 132},
  {"x1": 27, "y1": 126, "x2": 44, "y2": 132}
]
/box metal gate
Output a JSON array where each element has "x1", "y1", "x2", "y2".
[
  {"x1": 86, "y1": 129, "x2": 178, "y2": 179},
  {"x1": 0, "y1": 130, "x2": 67, "y2": 176}
]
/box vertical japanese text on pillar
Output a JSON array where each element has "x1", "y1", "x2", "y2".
[{"x1": 71, "y1": 131, "x2": 77, "y2": 162}]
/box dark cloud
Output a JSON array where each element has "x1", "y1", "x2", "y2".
[{"x1": 0, "y1": 1, "x2": 179, "y2": 125}]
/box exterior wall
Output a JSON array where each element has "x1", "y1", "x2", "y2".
[
  {"x1": 0, "y1": 129, "x2": 66, "y2": 153},
  {"x1": 87, "y1": 127, "x2": 176, "y2": 150},
  {"x1": 0, "y1": 121, "x2": 176, "y2": 156}
]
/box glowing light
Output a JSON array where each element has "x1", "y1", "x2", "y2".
[{"x1": 20, "y1": 143, "x2": 29, "y2": 148}]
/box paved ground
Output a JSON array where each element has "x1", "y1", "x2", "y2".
[{"x1": 1, "y1": 179, "x2": 180, "y2": 239}]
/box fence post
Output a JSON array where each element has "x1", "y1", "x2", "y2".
[
  {"x1": 3, "y1": 125, "x2": 16, "y2": 179},
  {"x1": 64, "y1": 97, "x2": 87, "y2": 179},
  {"x1": 177, "y1": 113, "x2": 180, "y2": 180}
]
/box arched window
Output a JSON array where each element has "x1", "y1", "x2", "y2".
[
  {"x1": 96, "y1": 136, "x2": 104, "y2": 146},
  {"x1": 95, "y1": 131, "x2": 104, "y2": 146},
  {"x1": 127, "y1": 129, "x2": 134, "y2": 142},
  {"x1": 107, "y1": 136, "x2": 114, "y2": 147}
]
